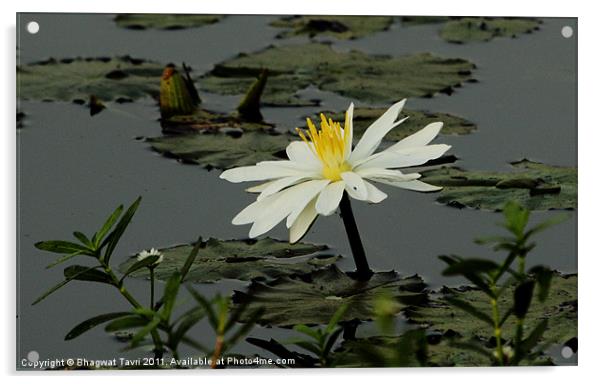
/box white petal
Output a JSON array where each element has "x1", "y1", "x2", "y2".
[
  {"x1": 341, "y1": 172, "x2": 368, "y2": 200},
  {"x1": 344, "y1": 102, "x2": 354, "y2": 160},
  {"x1": 315, "y1": 181, "x2": 345, "y2": 216},
  {"x1": 354, "y1": 167, "x2": 419, "y2": 182},
  {"x1": 364, "y1": 181, "x2": 388, "y2": 203},
  {"x1": 385, "y1": 122, "x2": 444, "y2": 152},
  {"x1": 232, "y1": 193, "x2": 280, "y2": 225},
  {"x1": 286, "y1": 141, "x2": 321, "y2": 167},
  {"x1": 245, "y1": 181, "x2": 274, "y2": 193},
  {"x1": 289, "y1": 198, "x2": 319, "y2": 243},
  {"x1": 286, "y1": 179, "x2": 331, "y2": 227},
  {"x1": 248, "y1": 181, "x2": 320, "y2": 238},
  {"x1": 355, "y1": 144, "x2": 451, "y2": 170},
  {"x1": 349, "y1": 99, "x2": 407, "y2": 163},
  {"x1": 257, "y1": 175, "x2": 310, "y2": 201},
  {"x1": 220, "y1": 161, "x2": 316, "y2": 183},
  {"x1": 373, "y1": 179, "x2": 442, "y2": 192}
]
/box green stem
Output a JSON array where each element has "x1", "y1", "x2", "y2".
[
  {"x1": 490, "y1": 285, "x2": 504, "y2": 366},
  {"x1": 150, "y1": 267, "x2": 155, "y2": 309},
  {"x1": 518, "y1": 256, "x2": 526, "y2": 277},
  {"x1": 99, "y1": 260, "x2": 164, "y2": 359}
]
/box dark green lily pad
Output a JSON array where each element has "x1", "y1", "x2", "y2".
[
  {"x1": 440, "y1": 18, "x2": 541, "y2": 44},
  {"x1": 317, "y1": 107, "x2": 476, "y2": 140},
  {"x1": 119, "y1": 237, "x2": 335, "y2": 283},
  {"x1": 161, "y1": 109, "x2": 274, "y2": 134},
  {"x1": 147, "y1": 130, "x2": 292, "y2": 169},
  {"x1": 17, "y1": 56, "x2": 163, "y2": 102},
  {"x1": 401, "y1": 16, "x2": 540, "y2": 44},
  {"x1": 233, "y1": 265, "x2": 427, "y2": 327},
  {"x1": 421, "y1": 160, "x2": 577, "y2": 211},
  {"x1": 200, "y1": 43, "x2": 475, "y2": 106},
  {"x1": 114, "y1": 14, "x2": 223, "y2": 30},
  {"x1": 405, "y1": 273, "x2": 577, "y2": 351},
  {"x1": 270, "y1": 15, "x2": 395, "y2": 40}
]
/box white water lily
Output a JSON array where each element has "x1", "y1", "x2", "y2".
[
  {"x1": 137, "y1": 248, "x2": 164, "y2": 265},
  {"x1": 220, "y1": 99, "x2": 450, "y2": 243}
]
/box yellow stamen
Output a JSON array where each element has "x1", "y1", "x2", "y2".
[{"x1": 296, "y1": 112, "x2": 351, "y2": 181}]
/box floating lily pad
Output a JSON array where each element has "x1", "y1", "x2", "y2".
[
  {"x1": 270, "y1": 16, "x2": 395, "y2": 40},
  {"x1": 114, "y1": 14, "x2": 223, "y2": 30},
  {"x1": 440, "y1": 18, "x2": 541, "y2": 44},
  {"x1": 405, "y1": 273, "x2": 577, "y2": 351},
  {"x1": 421, "y1": 160, "x2": 577, "y2": 211},
  {"x1": 401, "y1": 16, "x2": 540, "y2": 44},
  {"x1": 17, "y1": 56, "x2": 163, "y2": 102},
  {"x1": 317, "y1": 107, "x2": 476, "y2": 140},
  {"x1": 119, "y1": 237, "x2": 334, "y2": 283},
  {"x1": 200, "y1": 43, "x2": 475, "y2": 106},
  {"x1": 147, "y1": 130, "x2": 292, "y2": 169},
  {"x1": 233, "y1": 265, "x2": 427, "y2": 327}
]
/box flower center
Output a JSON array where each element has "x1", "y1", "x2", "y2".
[{"x1": 296, "y1": 113, "x2": 351, "y2": 181}]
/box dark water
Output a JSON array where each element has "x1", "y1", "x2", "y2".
[{"x1": 16, "y1": 14, "x2": 577, "y2": 368}]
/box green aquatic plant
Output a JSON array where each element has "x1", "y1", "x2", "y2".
[
  {"x1": 438, "y1": 201, "x2": 569, "y2": 365},
  {"x1": 246, "y1": 303, "x2": 349, "y2": 368},
  {"x1": 33, "y1": 198, "x2": 260, "y2": 365}
]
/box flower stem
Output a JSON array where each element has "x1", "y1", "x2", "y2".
[
  {"x1": 339, "y1": 192, "x2": 373, "y2": 281},
  {"x1": 99, "y1": 261, "x2": 164, "y2": 359},
  {"x1": 150, "y1": 267, "x2": 155, "y2": 309},
  {"x1": 489, "y1": 284, "x2": 504, "y2": 366}
]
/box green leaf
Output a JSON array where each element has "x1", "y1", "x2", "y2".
[
  {"x1": 179, "y1": 236, "x2": 202, "y2": 282},
  {"x1": 442, "y1": 258, "x2": 500, "y2": 277},
  {"x1": 292, "y1": 324, "x2": 321, "y2": 341},
  {"x1": 131, "y1": 316, "x2": 161, "y2": 348},
  {"x1": 171, "y1": 307, "x2": 206, "y2": 348},
  {"x1": 445, "y1": 297, "x2": 493, "y2": 326},
  {"x1": 529, "y1": 266, "x2": 554, "y2": 302},
  {"x1": 35, "y1": 240, "x2": 91, "y2": 255},
  {"x1": 119, "y1": 255, "x2": 160, "y2": 284},
  {"x1": 514, "y1": 319, "x2": 549, "y2": 363},
  {"x1": 503, "y1": 201, "x2": 530, "y2": 237},
  {"x1": 405, "y1": 273, "x2": 576, "y2": 362},
  {"x1": 439, "y1": 18, "x2": 540, "y2": 44},
  {"x1": 200, "y1": 43, "x2": 475, "y2": 106},
  {"x1": 161, "y1": 272, "x2": 182, "y2": 322},
  {"x1": 63, "y1": 265, "x2": 113, "y2": 284},
  {"x1": 65, "y1": 312, "x2": 132, "y2": 340},
  {"x1": 288, "y1": 339, "x2": 322, "y2": 356},
  {"x1": 513, "y1": 279, "x2": 535, "y2": 319},
  {"x1": 187, "y1": 287, "x2": 218, "y2": 329},
  {"x1": 73, "y1": 231, "x2": 92, "y2": 247},
  {"x1": 225, "y1": 308, "x2": 264, "y2": 349},
  {"x1": 103, "y1": 196, "x2": 141, "y2": 263},
  {"x1": 148, "y1": 131, "x2": 293, "y2": 170},
  {"x1": 119, "y1": 237, "x2": 334, "y2": 283},
  {"x1": 105, "y1": 315, "x2": 149, "y2": 332},
  {"x1": 270, "y1": 15, "x2": 395, "y2": 40},
  {"x1": 525, "y1": 213, "x2": 570, "y2": 239},
  {"x1": 114, "y1": 14, "x2": 223, "y2": 30},
  {"x1": 233, "y1": 265, "x2": 426, "y2": 327},
  {"x1": 93, "y1": 204, "x2": 124, "y2": 247},
  {"x1": 421, "y1": 160, "x2": 577, "y2": 211},
  {"x1": 18, "y1": 57, "x2": 163, "y2": 102},
  {"x1": 32, "y1": 266, "x2": 101, "y2": 305},
  {"x1": 44, "y1": 251, "x2": 84, "y2": 269},
  {"x1": 326, "y1": 303, "x2": 349, "y2": 334}
]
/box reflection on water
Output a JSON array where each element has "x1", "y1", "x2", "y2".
[{"x1": 17, "y1": 14, "x2": 577, "y2": 366}]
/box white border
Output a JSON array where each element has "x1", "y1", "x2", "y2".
[{"x1": 3, "y1": 1, "x2": 599, "y2": 383}]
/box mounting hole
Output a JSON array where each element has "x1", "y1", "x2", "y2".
[
  {"x1": 27, "y1": 350, "x2": 40, "y2": 363},
  {"x1": 561, "y1": 26, "x2": 573, "y2": 38},
  {"x1": 561, "y1": 346, "x2": 573, "y2": 359},
  {"x1": 26, "y1": 21, "x2": 40, "y2": 34}
]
